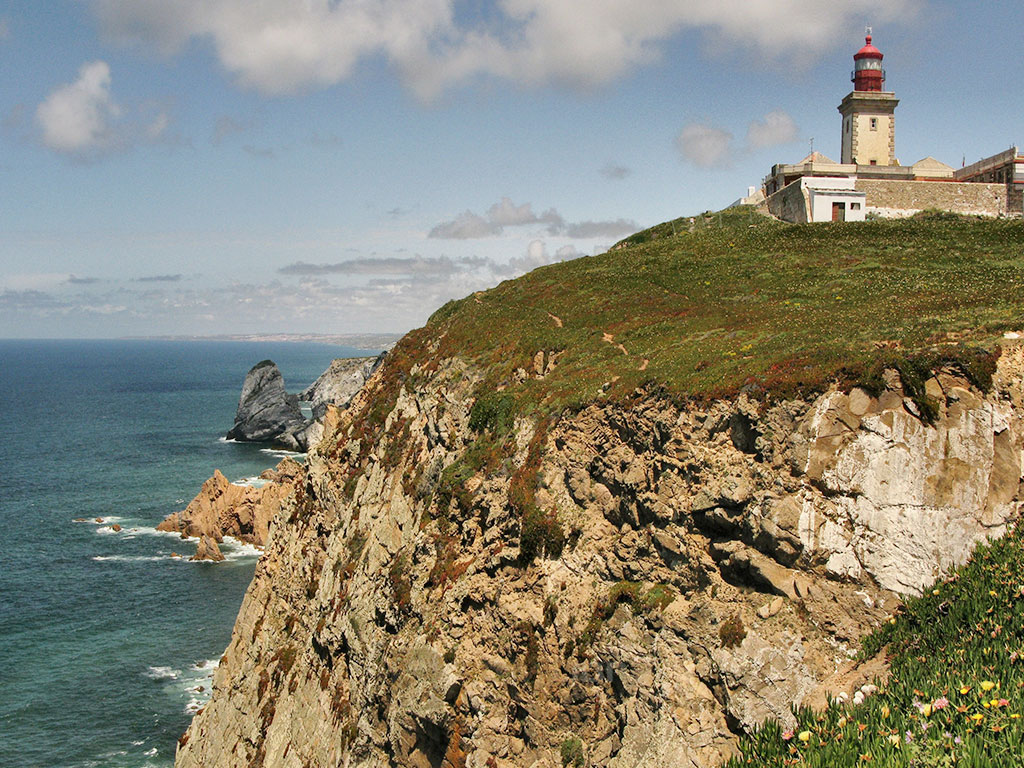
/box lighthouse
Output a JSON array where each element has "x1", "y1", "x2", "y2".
[{"x1": 838, "y1": 31, "x2": 898, "y2": 166}]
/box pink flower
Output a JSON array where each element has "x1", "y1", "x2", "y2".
[
  {"x1": 782, "y1": 730, "x2": 794, "y2": 741},
  {"x1": 932, "y1": 697, "x2": 950, "y2": 711}
]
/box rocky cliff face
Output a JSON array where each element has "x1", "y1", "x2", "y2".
[
  {"x1": 302, "y1": 355, "x2": 385, "y2": 420},
  {"x1": 174, "y1": 342, "x2": 1024, "y2": 768}
]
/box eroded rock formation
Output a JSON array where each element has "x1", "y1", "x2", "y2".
[
  {"x1": 226, "y1": 355, "x2": 383, "y2": 451},
  {"x1": 158, "y1": 460, "x2": 303, "y2": 548},
  {"x1": 174, "y1": 342, "x2": 1024, "y2": 768},
  {"x1": 226, "y1": 361, "x2": 305, "y2": 447}
]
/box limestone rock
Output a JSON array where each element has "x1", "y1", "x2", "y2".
[
  {"x1": 300, "y1": 353, "x2": 385, "y2": 420},
  {"x1": 225, "y1": 360, "x2": 304, "y2": 446}
]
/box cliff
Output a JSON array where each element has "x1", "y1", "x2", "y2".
[{"x1": 173, "y1": 213, "x2": 1024, "y2": 767}]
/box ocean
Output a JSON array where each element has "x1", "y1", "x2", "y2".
[{"x1": 0, "y1": 339, "x2": 380, "y2": 768}]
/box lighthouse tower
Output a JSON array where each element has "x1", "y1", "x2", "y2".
[{"x1": 838, "y1": 32, "x2": 898, "y2": 166}]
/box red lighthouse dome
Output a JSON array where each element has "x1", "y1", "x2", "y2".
[{"x1": 852, "y1": 34, "x2": 885, "y2": 92}]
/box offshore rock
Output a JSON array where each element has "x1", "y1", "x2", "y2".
[
  {"x1": 174, "y1": 344, "x2": 1024, "y2": 768},
  {"x1": 191, "y1": 535, "x2": 226, "y2": 562},
  {"x1": 225, "y1": 360, "x2": 305, "y2": 448},
  {"x1": 157, "y1": 460, "x2": 303, "y2": 549}
]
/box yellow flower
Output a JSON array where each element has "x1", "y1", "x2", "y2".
[
  {"x1": 887, "y1": 734, "x2": 900, "y2": 745},
  {"x1": 881, "y1": 705, "x2": 890, "y2": 719},
  {"x1": 933, "y1": 589, "x2": 940, "y2": 595},
  {"x1": 960, "y1": 686, "x2": 971, "y2": 695},
  {"x1": 992, "y1": 699, "x2": 1002, "y2": 708},
  {"x1": 981, "y1": 681, "x2": 997, "y2": 692},
  {"x1": 1011, "y1": 713, "x2": 1021, "y2": 719},
  {"x1": 798, "y1": 730, "x2": 811, "y2": 743},
  {"x1": 989, "y1": 590, "x2": 998, "y2": 597},
  {"x1": 971, "y1": 713, "x2": 985, "y2": 724},
  {"x1": 983, "y1": 700, "x2": 991, "y2": 709},
  {"x1": 922, "y1": 704, "x2": 933, "y2": 717},
  {"x1": 838, "y1": 717, "x2": 848, "y2": 728}
]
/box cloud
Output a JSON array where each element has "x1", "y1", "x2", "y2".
[
  {"x1": 242, "y1": 144, "x2": 275, "y2": 159},
  {"x1": 67, "y1": 275, "x2": 100, "y2": 285},
  {"x1": 309, "y1": 131, "x2": 342, "y2": 148},
  {"x1": 677, "y1": 109, "x2": 801, "y2": 168},
  {"x1": 36, "y1": 61, "x2": 122, "y2": 154},
  {"x1": 429, "y1": 210, "x2": 500, "y2": 239},
  {"x1": 133, "y1": 273, "x2": 182, "y2": 282},
  {"x1": 92, "y1": 1, "x2": 920, "y2": 99},
  {"x1": 212, "y1": 114, "x2": 250, "y2": 144},
  {"x1": 0, "y1": 239, "x2": 593, "y2": 337},
  {"x1": 564, "y1": 219, "x2": 638, "y2": 238},
  {"x1": 600, "y1": 162, "x2": 631, "y2": 180},
  {"x1": 746, "y1": 109, "x2": 798, "y2": 148},
  {"x1": 430, "y1": 196, "x2": 636, "y2": 240},
  {"x1": 35, "y1": 61, "x2": 177, "y2": 157},
  {"x1": 675, "y1": 122, "x2": 734, "y2": 168},
  {"x1": 278, "y1": 256, "x2": 486, "y2": 277}
]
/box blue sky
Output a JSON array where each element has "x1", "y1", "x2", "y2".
[{"x1": 0, "y1": 1, "x2": 1020, "y2": 338}]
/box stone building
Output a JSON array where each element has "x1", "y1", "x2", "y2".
[{"x1": 762, "y1": 34, "x2": 1022, "y2": 223}]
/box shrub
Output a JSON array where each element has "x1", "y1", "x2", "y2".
[
  {"x1": 560, "y1": 736, "x2": 585, "y2": 768},
  {"x1": 718, "y1": 613, "x2": 747, "y2": 649},
  {"x1": 388, "y1": 552, "x2": 412, "y2": 612},
  {"x1": 468, "y1": 390, "x2": 516, "y2": 435}
]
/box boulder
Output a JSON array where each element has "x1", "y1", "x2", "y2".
[
  {"x1": 225, "y1": 360, "x2": 305, "y2": 446},
  {"x1": 191, "y1": 535, "x2": 226, "y2": 562}
]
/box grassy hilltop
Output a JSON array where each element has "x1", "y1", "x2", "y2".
[{"x1": 406, "y1": 207, "x2": 1024, "y2": 416}]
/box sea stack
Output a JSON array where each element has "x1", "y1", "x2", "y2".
[{"x1": 225, "y1": 360, "x2": 305, "y2": 446}]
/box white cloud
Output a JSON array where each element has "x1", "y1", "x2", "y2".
[
  {"x1": 430, "y1": 196, "x2": 636, "y2": 239},
  {"x1": 747, "y1": 109, "x2": 798, "y2": 148},
  {"x1": 676, "y1": 109, "x2": 800, "y2": 167},
  {"x1": 34, "y1": 61, "x2": 176, "y2": 157},
  {"x1": 676, "y1": 122, "x2": 734, "y2": 168},
  {"x1": 429, "y1": 210, "x2": 499, "y2": 239},
  {"x1": 92, "y1": 1, "x2": 921, "y2": 99},
  {"x1": 36, "y1": 61, "x2": 121, "y2": 154}
]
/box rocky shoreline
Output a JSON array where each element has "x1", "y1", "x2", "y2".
[{"x1": 160, "y1": 354, "x2": 383, "y2": 560}]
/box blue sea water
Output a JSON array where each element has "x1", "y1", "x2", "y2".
[{"x1": 0, "y1": 340, "x2": 379, "y2": 768}]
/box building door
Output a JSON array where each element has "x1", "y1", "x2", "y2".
[{"x1": 832, "y1": 202, "x2": 846, "y2": 222}]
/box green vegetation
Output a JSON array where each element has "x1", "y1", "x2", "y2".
[
  {"x1": 468, "y1": 390, "x2": 517, "y2": 434},
  {"x1": 719, "y1": 613, "x2": 747, "y2": 649},
  {"x1": 419, "y1": 210, "x2": 1023, "y2": 412},
  {"x1": 723, "y1": 523, "x2": 1024, "y2": 767},
  {"x1": 577, "y1": 580, "x2": 677, "y2": 652},
  {"x1": 561, "y1": 736, "x2": 585, "y2": 768}
]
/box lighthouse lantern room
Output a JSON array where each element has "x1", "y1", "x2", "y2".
[{"x1": 838, "y1": 30, "x2": 898, "y2": 166}]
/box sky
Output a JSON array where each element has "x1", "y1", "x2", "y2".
[{"x1": 0, "y1": 1, "x2": 1021, "y2": 339}]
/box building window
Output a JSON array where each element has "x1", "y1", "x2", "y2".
[
  {"x1": 870, "y1": 117, "x2": 878, "y2": 130},
  {"x1": 851, "y1": 203, "x2": 862, "y2": 210},
  {"x1": 870, "y1": 160, "x2": 877, "y2": 166}
]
